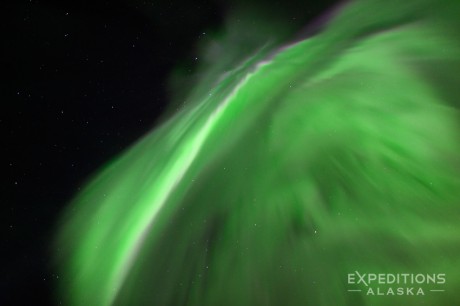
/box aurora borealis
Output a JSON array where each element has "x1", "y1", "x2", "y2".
[{"x1": 55, "y1": 0, "x2": 460, "y2": 305}]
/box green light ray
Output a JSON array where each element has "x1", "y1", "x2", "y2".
[{"x1": 55, "y1": 0, "x2": 460, "y2": 305}]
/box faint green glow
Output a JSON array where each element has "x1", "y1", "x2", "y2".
[{"x1": 55, "y1": 0, "x2": 460, "y2": 305}]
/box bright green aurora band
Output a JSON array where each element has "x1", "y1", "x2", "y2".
[{"x1": 55, "y1": 0, "x2": 460, "y2": 305}]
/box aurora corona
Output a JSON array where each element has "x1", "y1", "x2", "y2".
[{"x1": 55, "y1": 0, "x2": 460, "y2": 305}]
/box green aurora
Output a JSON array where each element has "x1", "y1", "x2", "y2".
[{"x1": 55, "y1": 0, "x2": 460, "y2": 305}]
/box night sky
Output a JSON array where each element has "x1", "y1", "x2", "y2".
[{"x1": 4, "y1": 0, "x2": 337, "y2": 304}]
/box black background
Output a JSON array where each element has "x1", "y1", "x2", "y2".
[{"x1": 3, "y1": 0, "x2": 337, "y2": 304}]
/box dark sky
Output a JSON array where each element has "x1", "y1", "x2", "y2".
[{"x1": 3, "y1": 0, "x2": 338, "y2": 304}]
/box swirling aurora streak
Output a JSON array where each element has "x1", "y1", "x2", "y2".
[{"x1": 55, "y1": 0, "x2": 460, "y2": 305}]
